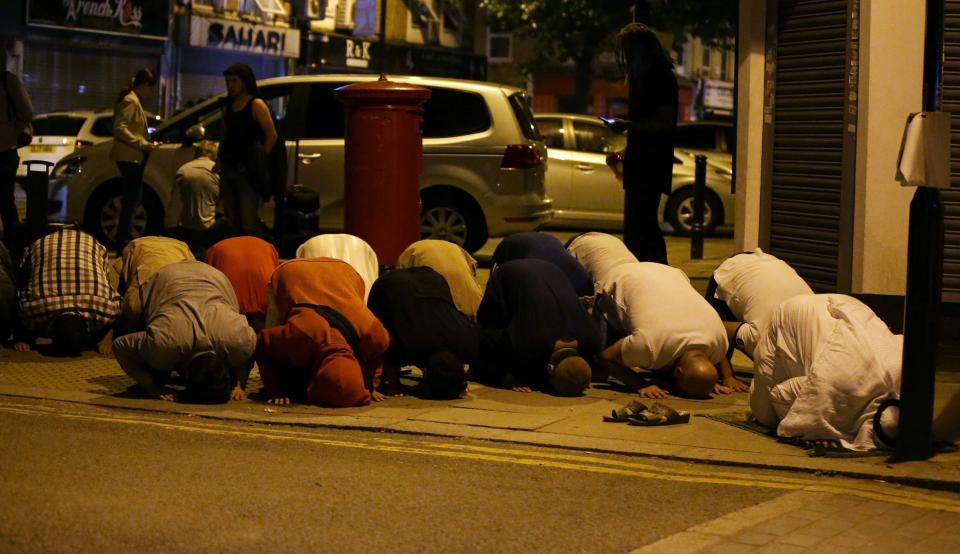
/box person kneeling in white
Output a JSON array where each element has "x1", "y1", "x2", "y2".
[
  {"x1": 712, "y1": 248, "x2": 814, "y2": 358},
  {"x1": 749, "y1": 294, "x2": 901, "y2": 450},
  {"x1": 596, "y1": 262, "x2": 745, "y2": 398}
]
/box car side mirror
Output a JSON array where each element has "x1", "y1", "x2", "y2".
[{"x1": 184, "y1": 124, "x2": 205, "y2": 143}]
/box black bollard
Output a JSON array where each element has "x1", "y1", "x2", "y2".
[
  {"x1": 896, "y1": 186, "x2": 944, "y2": 460},
  {"x1": 690, "y1": 154, "x2": 707, "y2": 260}
]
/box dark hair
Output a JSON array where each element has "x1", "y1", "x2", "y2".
[
  {"x1": 51, "y1": 313, "x2": 89, "y2": 356},
  {"x1": 616, "y1": 23, "x2": 674, "y2": 78},
  {"x1": 419, "y1": 351, "x2": 467, "y2": 400},
  {"x1": 117, "y1": 68, "x2": 157, "y2": 103},
  {"x1": 182, "y1": 351, "x2": 231, "y2": 404},
  {"x1": 223, "y1": 63, "x2": 259, "y2": 97}
]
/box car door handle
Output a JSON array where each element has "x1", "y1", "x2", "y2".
[
  {"x1": 575, "y1": 164, "x2": 595, "y2": 172},
  {"x1": 298, "y1": 153, "x2": 322, "y2": 164}
]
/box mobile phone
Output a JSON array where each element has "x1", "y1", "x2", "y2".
[{"x1": 599, "y1": 116, "x2": 618, "y2": 125}]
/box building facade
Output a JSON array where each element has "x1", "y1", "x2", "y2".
[
  {"x1": 0, "y1": 1, "x2": 486, "y2": 117},
  {"x1": 734, "y1": 0, "x2": 949, "y2": 321}
]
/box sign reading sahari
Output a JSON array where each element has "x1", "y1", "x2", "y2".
[
  {"x1": 190, "y1": 16, "x2": 300, "y2": 58},
  {"x1": 27, "y1": 0, "x2": 170, "y2": 39}
]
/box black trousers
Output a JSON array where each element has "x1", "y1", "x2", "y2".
[
  {"x1": 0, "y1": 149, "x2": 19, "y2": 247},
  {"x1": 116, "y1": 161, "x2": 145, "y2": 245},
  {"x1": 623, "y1": 184, "x2": 667, "y2": 264}
]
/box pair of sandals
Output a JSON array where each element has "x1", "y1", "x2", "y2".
[{"x1": 603, "y1": 399, "x2": 691, "y2": 426}]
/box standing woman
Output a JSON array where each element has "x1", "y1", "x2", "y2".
[
  {"x1": 217, "y1": 64, "x2": 277, "y2": 237},
  {"x1": 110, "y1": 68, "x2": 158, "y2": 248},
  {"x1": 614, "y1": 23, "x2": 678, "y2": 265}
]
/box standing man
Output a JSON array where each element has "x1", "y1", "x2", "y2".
[
  {"x1": 111, "y1": 68, "x2": 158, "y2": 248},
  {"x1": 0, "y1": 63, "x2": 33, "y2": 249},
  {"x1": 217, "y1": 64, "x2": 278, "y2": 237},
  {"x1": 609, "y1": 24, "x2": 677, "y2": 264}
]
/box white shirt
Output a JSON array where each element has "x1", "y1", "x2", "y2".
[
  {"x1": 749, "y1": 294, "x2": 902, "y2": 451},
  {"x1": 173, "y1": 158, "x2": 219, "y2": 230},
  {"x1": 713, "y1": 248, "x2": 814, "y2": 356},
  {"x1": 566, "y1": 232, "x2": 638, "y2": 290},
  {"x1": 295, "y1": 234, "x2": 378, "y2": 301},
  {"x1": 599, "y1": 262, "x2": 728, "y2": 369}
]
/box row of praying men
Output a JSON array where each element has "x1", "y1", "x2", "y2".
[{"x1": 0, "y1": 228, "x2": 902, "y2": 451}]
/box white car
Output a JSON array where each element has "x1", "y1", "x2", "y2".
[
  {"x1": 47, "y1": 75, "x2": 551, "y2": 253},
  {"x1": 534, "y1": 113, "x2": 733, "y2": 234}
]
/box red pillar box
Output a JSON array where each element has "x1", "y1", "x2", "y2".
[{"x1": 335, "y1": 76, "x2": 431, "y2": 265}]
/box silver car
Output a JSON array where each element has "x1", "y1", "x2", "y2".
[
  {"x1": 534, "y1": 113, "x2": 733, "y2": 234},
  {"x1": 48, "y1": 75, "x2": 551, "y2": 253}
]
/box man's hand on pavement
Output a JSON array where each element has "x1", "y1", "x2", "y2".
[
  {"x1": 230, "y1": 385, "x2": 247, "y2": 401},
  {"x1": 13, "y1": 342, "x2": 31, "y2": 352},
  {"x1": 638, "y1": 384, "x2": 669, "y2": 399}
]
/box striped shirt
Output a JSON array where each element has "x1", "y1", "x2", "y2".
[{"x1": 18, "y1": 229, "x2": 121, "y2": 334}]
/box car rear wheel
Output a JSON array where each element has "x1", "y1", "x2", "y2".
[
  {"x1": 84, "y1": 182, "x2": 163, "y2": 247},
  {"x1": 665, "y1": 187, "x2": 722, "y2": 236},
  {"x1": 420, "y1": 192, "x2": 488, "y2": 253}
]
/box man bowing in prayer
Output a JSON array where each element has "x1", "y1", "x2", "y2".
[
  {"x1": 474, "y1": 259, "x2": 601, "y2": 396},
  {"x1": 256, "y1": 258, "x2": 390, "y2": 407}
]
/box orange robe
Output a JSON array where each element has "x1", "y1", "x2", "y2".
[
  {"x1": 256, "y1": 258, "x2": 389, "y2": 407},
  {"x1": 205, "y1": 236, "x2": 279, "y2": 317}
]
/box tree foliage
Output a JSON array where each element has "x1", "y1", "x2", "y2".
[{"x1": 481, "y1": 0, "x2": 737, "y2": 112}]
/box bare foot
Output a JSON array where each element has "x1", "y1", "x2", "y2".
[
  {"x1": 13, "y1": 342, "x2": 31, "y2": 352},
  {"x1": 268, "y1": 396, "x2": 290, "y2": 406},
  {"x1": 96, "y1": 330, "x2": 114, "y2": 355},
  {"x1": 158, "y1": 389, "x2": 177, "y2": 402},
  {"x1": 638, "y1": 384, "x2": 669, "y2": 399},
  {"x1": 511, "y1": 386, "x2": 533, "y2": 393},
  {"x1": 811, "y1": 439, "x2": 842, "y2": 450}
]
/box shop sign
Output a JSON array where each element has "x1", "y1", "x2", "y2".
[
  {"x1": 190, "y1": 16, "x2": 301, "y2": 59},
  {"x1": 27, "y1": 0, "x2": 171, "y2": 39}
]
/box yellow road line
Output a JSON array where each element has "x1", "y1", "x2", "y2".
[{"x1": 1, "y1": 401, "x2": 958, "y2": 513}]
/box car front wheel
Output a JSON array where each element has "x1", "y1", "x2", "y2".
[
  {"x1": 84, "y1": 182, "x2": 163, "y2": 247},
  {"x1": 420, "y1": 192, "x2": 488, "y2": 253},
  {"x1": 665, "y1": 187, "x2": 722, "y2": 236}
]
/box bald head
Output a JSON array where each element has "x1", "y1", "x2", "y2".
[{"x1": 673, "y1": 350, "x2": 718, "y2": 398}]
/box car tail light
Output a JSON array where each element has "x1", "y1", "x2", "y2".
[
  {"x1": 74, "y1": 140, "x2": 93, "y2": 151},
  {"x1": 501, "y1": 144, "x2": 543, "y2": 169}
]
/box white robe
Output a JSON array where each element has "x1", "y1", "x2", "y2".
[
  {"x1": 749, "y1": 294, "x2": 902, "y2": 450},
  {"x1": 712, "y1": 248, "x2": 814, "y2": 357},
  {"x1": 295, "y1": 234, "x2": 379, "y2": 302}
]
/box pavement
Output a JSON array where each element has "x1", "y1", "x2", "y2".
[{"x1": 2, "y1": 234, "x2": 960, "y2": 493}]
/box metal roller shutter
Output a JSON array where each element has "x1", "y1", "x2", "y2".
[
  {"x1": 22, "y1": 42, "x2": 159, "y2": 115},
  {"x1": 942, "y1": 0, "x2": 960, "y2": 302},
  {"x1": 760, "y1": 0, "x2": 857, "y2": 293}
]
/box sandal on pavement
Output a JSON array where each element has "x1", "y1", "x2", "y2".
[
  {"x1": 603, "y1": 399, "x2": 649, "y2": 422},
  {"x1": 627, "y1": 402, "x2": 691, "y2": 426}
]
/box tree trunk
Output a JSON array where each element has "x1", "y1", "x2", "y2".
[{"x1": 574, "y1": 49, "x2": 597, "y2": 115}]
